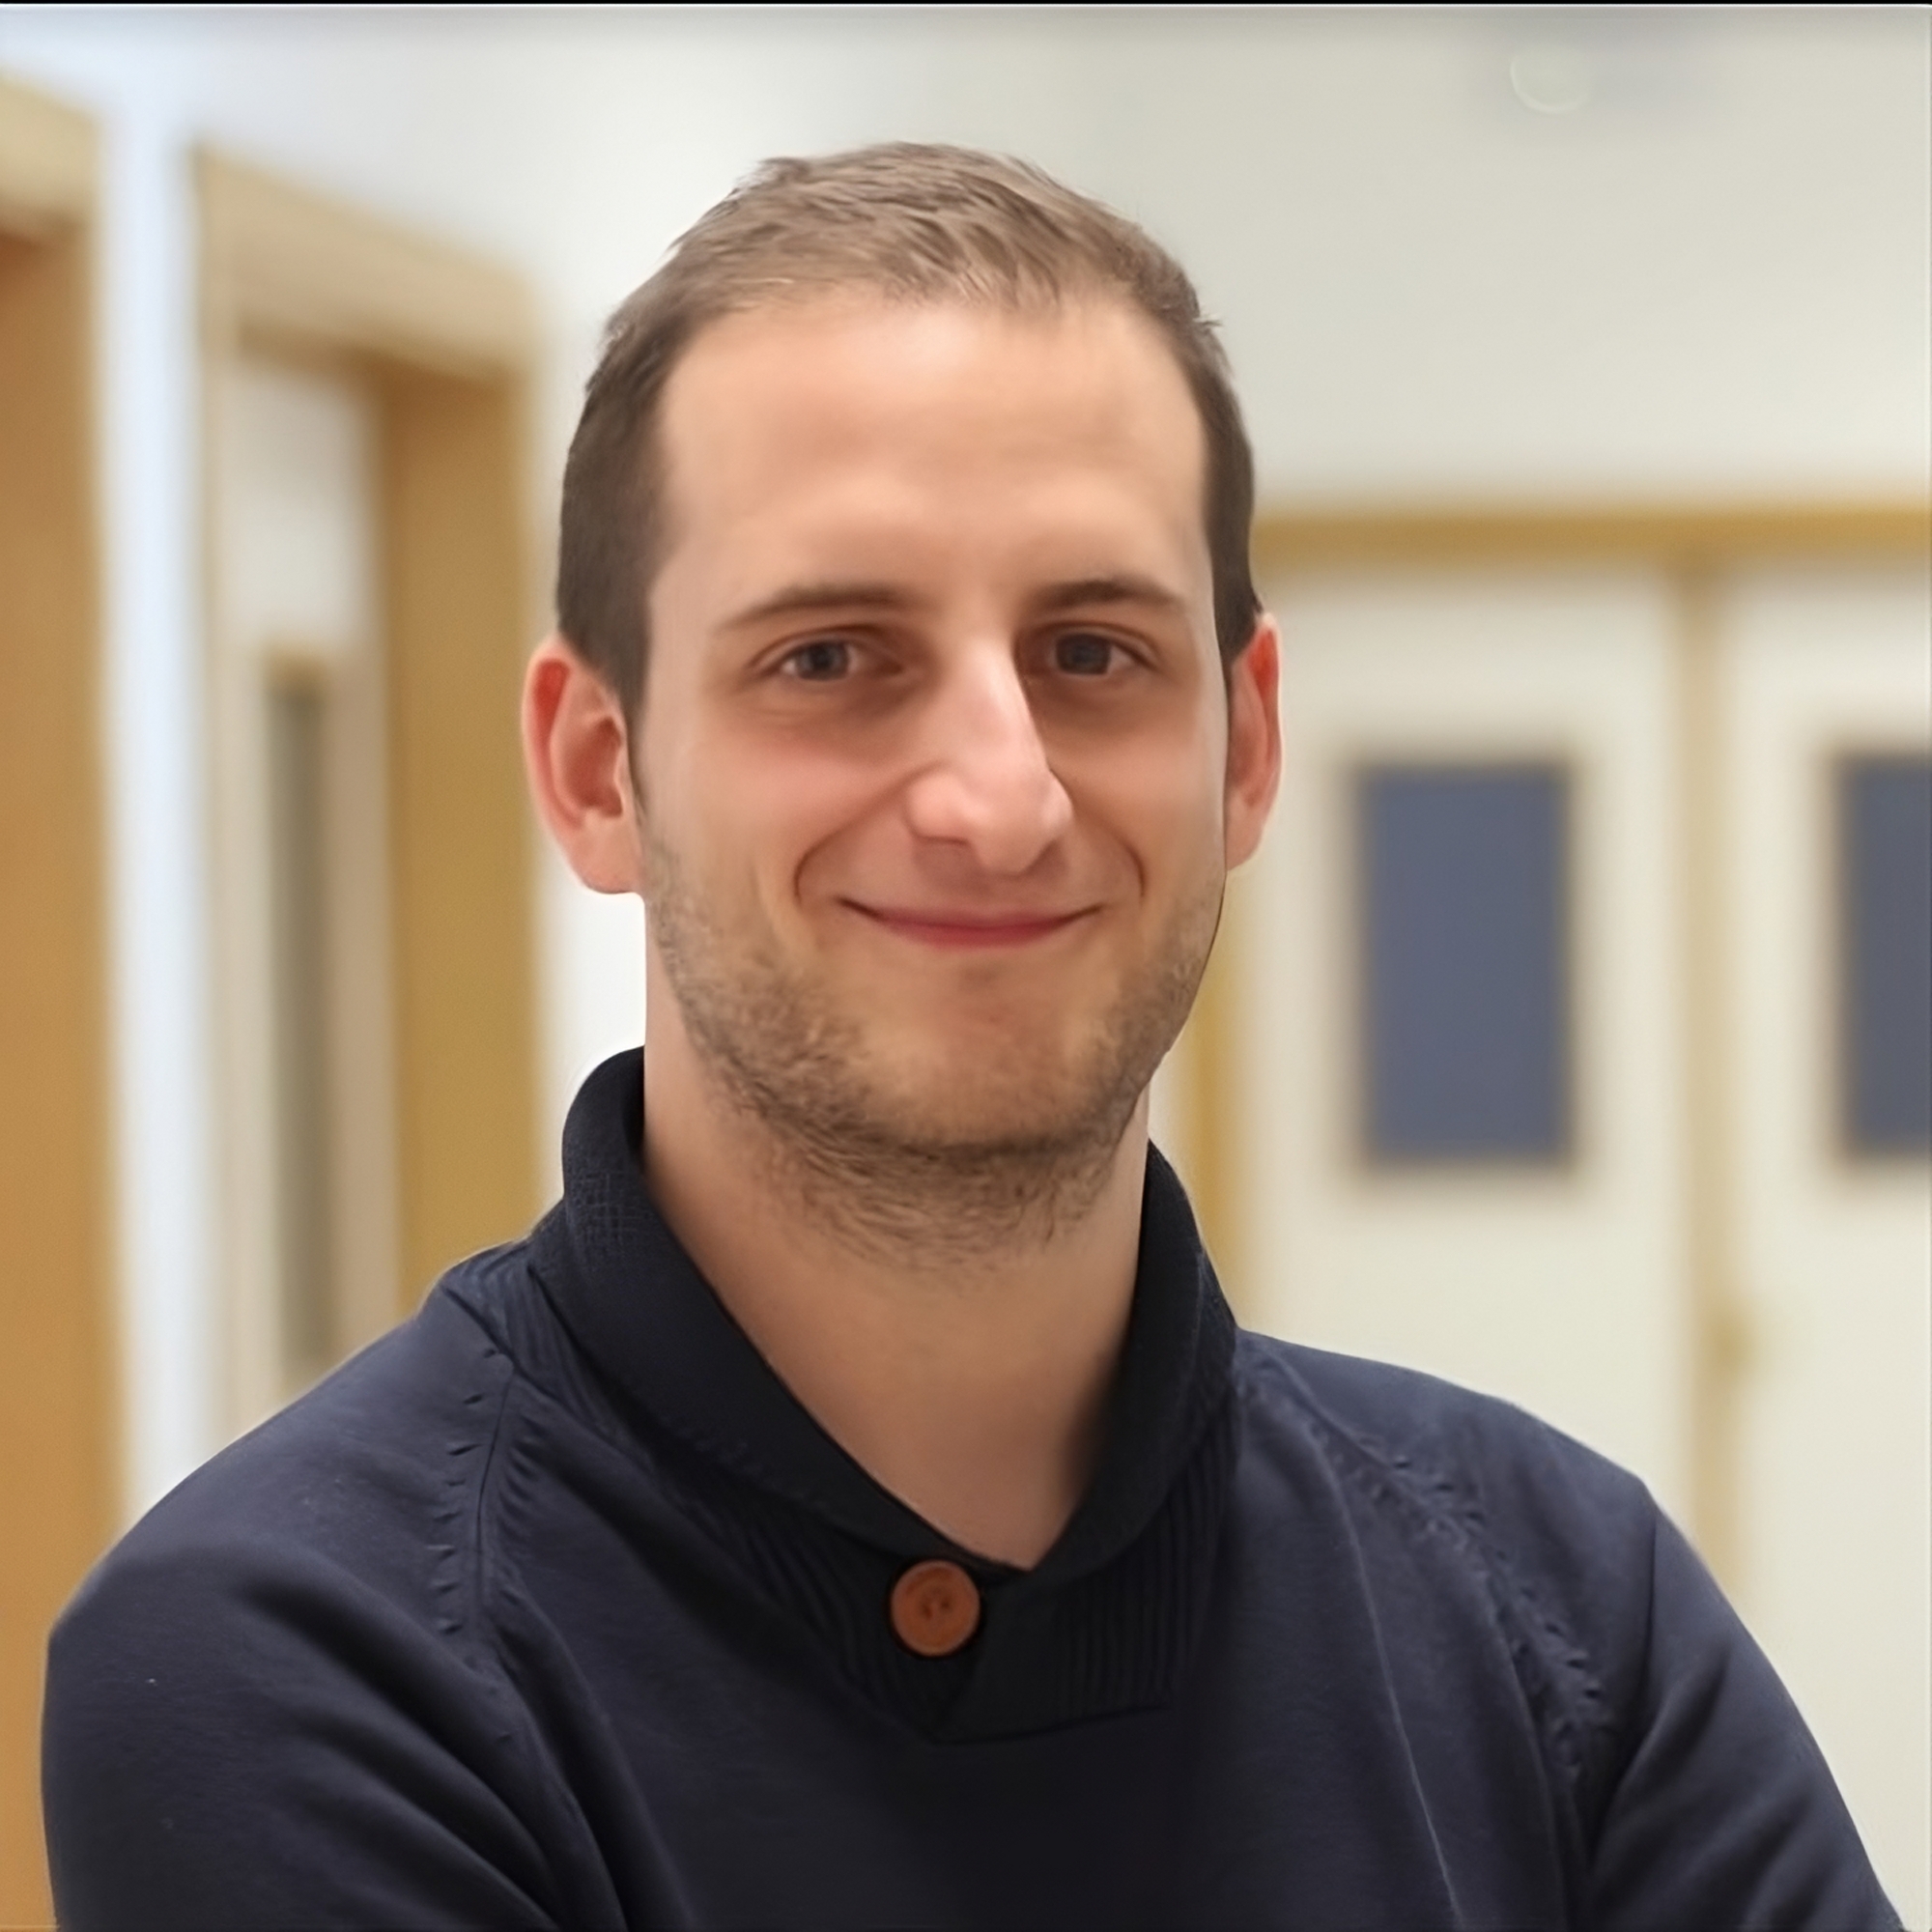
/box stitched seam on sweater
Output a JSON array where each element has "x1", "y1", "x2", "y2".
[
  {"x1": 1251, "y1": 1349, "x2": 1617, "y2": 1799},
  {"x1": 440, "y1": 1293, "x2": 581, "y2": 1830}
]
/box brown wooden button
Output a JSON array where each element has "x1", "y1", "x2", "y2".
[{"x1": 889, "y1": 1559, "x2": 981, "y2": 1658}]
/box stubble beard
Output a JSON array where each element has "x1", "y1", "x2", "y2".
[{"x1": 645, "y1": 832, "x2": 1222, "y2": 1270}]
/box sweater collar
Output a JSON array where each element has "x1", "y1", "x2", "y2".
[{"x1": 527, "y1": 1049, "x2": 1238, "y2": 1733}]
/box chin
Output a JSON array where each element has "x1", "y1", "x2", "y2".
[{"x1": 857, "y1": 1028, "x2": 1151, "y2": 1158}]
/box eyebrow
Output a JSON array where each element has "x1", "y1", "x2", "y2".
[
  {"x1": 1029, "y1": 574, "x2": 1190, "y2": 618},
  {"x1": 720, "y1": 582, "x2": 920, "y2": 633},
  {"x1": 720, "y1": 572, "x2": 1189, "y2": 633}
]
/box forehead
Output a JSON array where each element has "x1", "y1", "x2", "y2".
[{"x1": 651, "y1": 294, "x2": 1208, "y2": 572}]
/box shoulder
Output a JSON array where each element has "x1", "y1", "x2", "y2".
[
  {"x1": 101, "y1": 1248, "x2": 519, "y2": 1589},
  {"x1": 1231, "y1": 1334, "x2": 1898, "y2": 1929},
  {"x1": 48, "y1": 1244, "x2": 530, "y2": 1720},
  {"x1": 1234, "y1": 1329, "x2": 1658, "y2": 1562},
  {"x1": 1233, "y1": 1333, "x2": 1664, "y2": 1781},
  {"x1": 42, "y1": 1243, "x2": 567, "y2": 1923}
]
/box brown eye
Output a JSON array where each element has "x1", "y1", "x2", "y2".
[
  {"x1": 782, "y1": 638, "x2": 853, "y2": 681},
  {"x1": 1053, "y1": 632, "x2": 1119, "y2": 676}
]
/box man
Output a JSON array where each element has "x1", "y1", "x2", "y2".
[{"x1": 44, "y1": 146, "x2": 1893, "y2": 1929}]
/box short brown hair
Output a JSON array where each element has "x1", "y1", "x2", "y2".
[{"x1": 555, "y1": 143, "x2": 1260, "y2": 716}]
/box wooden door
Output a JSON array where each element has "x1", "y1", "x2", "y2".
[
  {"x1": 199, "y1": 156, "x2": 544, "y2": 1434},
  {"x1": 1719, "y1": 564, "x2": 1930, "y2": 1920},
  {"x1": 1243, "y1": 566, "x2": 1693, "y2": 1515}
]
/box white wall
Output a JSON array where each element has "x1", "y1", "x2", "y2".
[{"x1": 3, "y1": 0, "x2": 1924, "y2": 1511}]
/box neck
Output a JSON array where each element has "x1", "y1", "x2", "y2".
[{"x1": 639, "y1": 1009, "x2": 1148, "y2": 1570}]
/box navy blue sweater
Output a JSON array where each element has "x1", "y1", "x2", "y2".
[{"x1": 44, "y1": 1052, "x2": 1894, "y2": 1928}]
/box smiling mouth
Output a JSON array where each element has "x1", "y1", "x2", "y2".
[{"x1": 845, "y1": 903, "x2": 1097, "y2": 950}]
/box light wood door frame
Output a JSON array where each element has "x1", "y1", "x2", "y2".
[
  {"x1": 1179, "y1": 498, "x2": 1931, "y2": 1575},
  {"x1": 199, "y1": 156, "x2": 542, "y2": 1427},
  {"x1": 0, "y1": 69, "x2": 113, "y2": 1932}
]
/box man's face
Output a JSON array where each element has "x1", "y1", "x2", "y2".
[{"x1": 637, "y1": 294, "x2": 1275, "y2": 1172}]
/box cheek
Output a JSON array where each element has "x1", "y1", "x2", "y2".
[
  {"x1": 787, "y1": 767, "x2": 918, "y2": 901},
  {"x1": 666, "y1": 730, "x2": 895, "y2": 903},
  {"x1": 1068, "y1": 711, "x2": 1227, "y2": 868}
]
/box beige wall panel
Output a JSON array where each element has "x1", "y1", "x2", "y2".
[
  {"x1": 1255, "y1": 503, "x2": 1932, "y2": 575},
  {"x1": 0, "y1": 74, "x2": 91, "y2": 236},
  {"x1": 0, "y1": 216, "x2": 113, "y2": 1924},
  {"x1": 383, "y1": 372, "x2": 541, "y2": 1301},
  {"x1": 201, "y1": 155, "x2": 530, "y2": 383}
]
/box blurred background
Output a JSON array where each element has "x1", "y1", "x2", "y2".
[{"x1": 1, "y1": 5, "x2": 1927, "y2": 1921}]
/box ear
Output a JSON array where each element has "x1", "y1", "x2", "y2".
[
  {"x1": 521, "y1": 634, "x2": 648, "y2": 895},
  {"x1": 1222, "y1": 612, "x2": 1282, "y2": 869}
]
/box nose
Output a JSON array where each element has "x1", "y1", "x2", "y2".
[{"x1": 900, "y1": 647, "x2": 1072, "y2": 874}]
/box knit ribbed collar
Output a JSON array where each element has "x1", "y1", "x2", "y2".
[{"x1": 527, "y1": 1048, "x2": 1238, "y2": 1736}]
